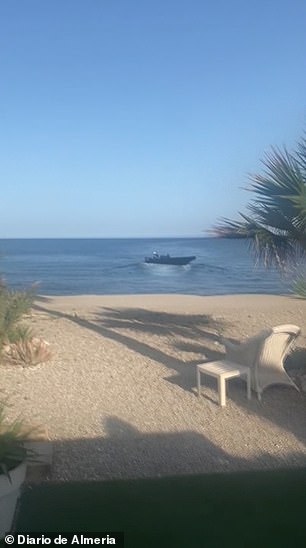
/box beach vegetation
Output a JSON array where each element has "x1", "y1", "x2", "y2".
[
  {"x1": 0, "y1": 285, "x2": 34, "y2": 349},
  {"x1": 0, "y1": 282, "x2": 51, "y2": 366},
  {"x1": 0, "y1": 399, "x2": 40, "y2": 538},
  {"x1": 6, "y1": 324, "x2": 34, "y2": 344},
  {"x1": 213, "y1": 133, "x2": 306, "y2": 294},
  {"x1": 3, "y1": 337, "x2": 52, "y2": 367},
  {"x1": 291, "y1": 276, "x2": 306, "y2": 299},
  {"x1": 0, "y1": 400, "x2": 37, "y2": 478}
]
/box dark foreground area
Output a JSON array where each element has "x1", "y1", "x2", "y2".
[{"x1": 10, "y1": 468, "x2": 306, "y2": 547}]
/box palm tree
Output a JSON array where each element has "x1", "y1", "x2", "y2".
[{"x1": 214, "y1": 135, "x2": 306, "y2": 271}]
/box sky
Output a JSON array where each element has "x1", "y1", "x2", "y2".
[{"x1": 1, "y1": 1, "x2": 306, "y2": 238}]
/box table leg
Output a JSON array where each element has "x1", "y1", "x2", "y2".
[
  {"x1": 218, "y1": 376, "x2": 226, "y2": 407},
  {"x1": 197, "y1": 368, "x2": 201, "y2": 396}
]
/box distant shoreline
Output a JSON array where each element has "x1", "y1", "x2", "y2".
[{"x1": 35, "y1": 292, "x2": 302, "y2": 317}]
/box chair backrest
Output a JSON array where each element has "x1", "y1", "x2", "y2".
[
  {"x1": 257, "y1": 324, "x2": 300, "y2": 365},
  {"x1": 254, "y1": 324, "x2": 301, "y2": 391}
]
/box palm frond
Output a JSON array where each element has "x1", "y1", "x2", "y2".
[
  {"x1": 296, "y1": 135, "x2": 306, "y2": 175},
  {"x1": 247, "y1": 227, "x2": 297, "y2": 268},
  {"x1": 287, "y1": 184, "x2": 306, "y2": 229},
  {"x1": 292, "y1": 275, "x2": 306, "y2": 298},
  {"x1": 248, "y1": 147, "x2": 303, "y2": 201},
  {"x1": 212, "y1": 215, "x2": 256, "y2": 238},
  {"x1": 213, "y1": 136, "x2": 306, "y2": 270},
  {"x1": 246, "y1": 204, "x2": 292, "y2": 233}
]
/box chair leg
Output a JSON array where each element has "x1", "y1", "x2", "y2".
[
  {"x1": 246, "y1": 370, "x2": 251, "y2": 400},
  {"x1": 254, "y1": 369, "x2": 262, "y2": 401}
]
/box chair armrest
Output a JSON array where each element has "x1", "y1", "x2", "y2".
[{"x1": 222, "y1": 329, "x2": 272, "y2": 367}]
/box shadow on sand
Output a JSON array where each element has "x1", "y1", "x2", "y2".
[
  {"x1": 32, "y1": 303, "x2": 306, "y2": 449},
  {"x1": 18, "y1": 417, "x2": 306, "y2": 547}
]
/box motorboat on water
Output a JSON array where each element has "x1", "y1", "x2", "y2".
[{"x1": 144, "y1": 252, "x2": 196, "y2": 266}]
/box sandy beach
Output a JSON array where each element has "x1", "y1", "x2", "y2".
[{"x1": 2, "y1": 293, "x2": 306, "y2": 481}]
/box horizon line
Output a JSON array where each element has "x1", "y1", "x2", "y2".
[{"x1": 0, "y1": 235, "x2": 212, "y2": 240}]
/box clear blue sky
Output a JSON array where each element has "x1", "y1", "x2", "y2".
[{"x1": 1, "y1": 1, "x2": 306, "y2": 238}]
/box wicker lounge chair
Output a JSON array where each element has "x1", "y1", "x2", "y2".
[{"x1": 221, "y1": 324, "x2": 301, "y2": 400}]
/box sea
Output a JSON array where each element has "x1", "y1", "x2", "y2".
[{"x1": 0, "y1": 238, "x2": 295, "y2": 296}]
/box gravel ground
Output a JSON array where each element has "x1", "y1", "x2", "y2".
[{"x1": 1, "y1": 294, "x2": 306, "y2": 481}]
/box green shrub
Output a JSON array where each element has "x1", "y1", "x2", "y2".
[
  {"x1": 0, "y1": 401, "x2": 37, "y2": 478},
  {"x1": 292, "y1": 276, "x2": 306, "y2": 298},
  {"x1": 0, "y1": 285, "x2": 35, "y2": 352}
]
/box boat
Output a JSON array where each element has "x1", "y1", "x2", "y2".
[{"x1": 144, "y1": 252, "x2": 196, "y2": 266}]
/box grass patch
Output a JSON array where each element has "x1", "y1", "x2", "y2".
[{"x1": 14, "y1": 469, "x2": 306, "y2": 547}]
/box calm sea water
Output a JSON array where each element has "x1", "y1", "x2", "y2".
[{"x1": 0, "y1": 238, "x2": 293, "y2": 296}]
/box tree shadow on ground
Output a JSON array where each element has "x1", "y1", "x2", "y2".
[
  {"x1": 92, "y1": 307, "x2": 224, "y2": 340},
  {"x1": 32, "y1": 303, "x2": 306, "y2": 448},
  {"x1": 33, "y1": 304, "x2": 226, "y2": 392},
  {"x1": 35, "y1": 295, "x2": 52, "y2": 303}
]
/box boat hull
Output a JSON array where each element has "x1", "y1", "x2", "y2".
[{"x1": 145, "y1": 255, "x2": 196, "y2": 265}]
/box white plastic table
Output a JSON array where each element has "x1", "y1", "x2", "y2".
[{"x1": 197, "y1": 360, "x2": 251, "y2": 407}]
